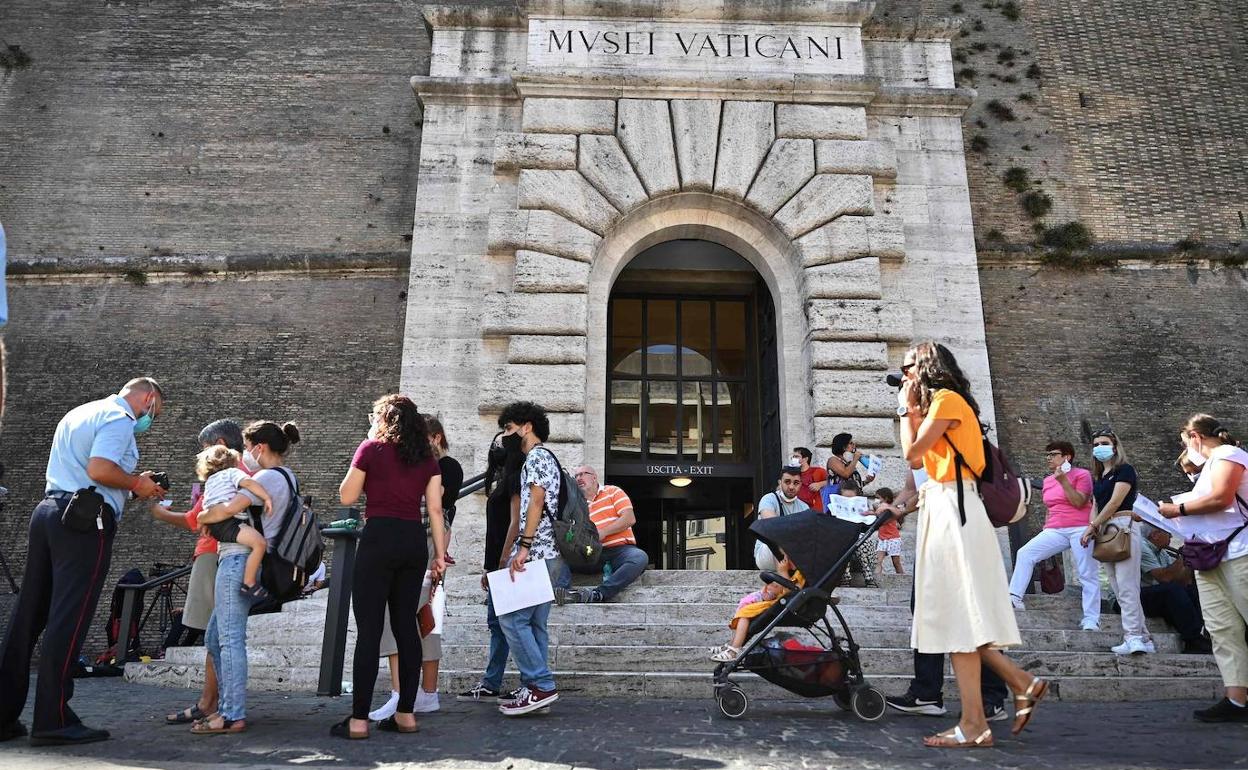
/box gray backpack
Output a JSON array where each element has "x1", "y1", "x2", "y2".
[{"x1": 536, "y1": 447, "x2": 603, "y2": 571}]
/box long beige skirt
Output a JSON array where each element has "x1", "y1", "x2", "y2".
[
  {"x1": 182, "y1": 552, "x2": 218, "y2": 631},
  {"x1": 911, "y1": 480, "x2": 1021, "y2": 653}
]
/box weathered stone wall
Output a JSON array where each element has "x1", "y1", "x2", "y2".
[
  {"x1": 0, "y1": 0, "x2": 428, "y2": 263},
  {"x1": 981, "y1": 261, "x2": 1248, "y2": 498},
  {"x1": 0, "y1": 272, "x2": 408, "y2": 649}
]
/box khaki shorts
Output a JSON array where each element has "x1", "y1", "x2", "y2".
[
  {"x1": 182, "y1": 552, "x2": 219, "y2": 631},
  {"x1": 377, "y1": 572, "x2": 444, "y2": 661}
]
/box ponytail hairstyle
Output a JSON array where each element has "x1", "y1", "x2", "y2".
[
  {"x1": 1184, "y1": 414, "x2": 1239, "y2": 447},
  {"x1": 371, "y1": 394, "x2": 431, "y2": 465},
  {"x1": 423, "y1": 414, "x2": 449, "y2": 454},
  {"x1": 244, "y1": 420, "x2": 301, "y2": 456},
  {"x1": 830, "y1": 433, "x2": 853, "y2": 457},
  {"x1": 910, "y1": 341, "x2": 982, "y2": 419}
]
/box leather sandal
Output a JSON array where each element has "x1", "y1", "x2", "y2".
[
  {"x1": 330, "y1": 717, "x2": 368, "y2": 740},
  {"x1": 190, "y1": 717, "x2": 246, "y2": 735},
  {"x1": 166, "y1": 704, "x2": 208, "y2": 724},
  {"x1": 923, "y1": 725, "x2": 994, "y2": 748},
  {"x1": 1012, "y1": 676, "x2": 1049, "y2": 735},
  {"x1": 376, "y1": 715, "x2": 420, "y2": 734}
]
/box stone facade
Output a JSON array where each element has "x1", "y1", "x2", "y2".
[{"x1": 402, "y1": 1, "x2": 996, "y2": 517}]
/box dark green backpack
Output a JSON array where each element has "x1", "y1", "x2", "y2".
[{"x1": 536, "y1": 447, "x2": 603, "y2": 570}]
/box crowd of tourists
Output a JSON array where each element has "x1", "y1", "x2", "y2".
[{"x1": 1, "y1": 343, "x2": 1245, "y2": 749}]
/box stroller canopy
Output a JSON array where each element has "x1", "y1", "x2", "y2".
[{"x1": 751, "y1": 511, "x2": 865, "y2": 591}]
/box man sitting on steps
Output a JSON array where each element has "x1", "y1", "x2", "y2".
[
  {"x1": 1138, "y1": 523, "x2": 1212, "y2": 655},
  {"x1": 556, "y1": 466, "x2": 648, "y2": 604}
]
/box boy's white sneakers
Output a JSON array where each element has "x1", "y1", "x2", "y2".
[{"x1": 412, "y1": 689, "x2": 440, "y2": 713}]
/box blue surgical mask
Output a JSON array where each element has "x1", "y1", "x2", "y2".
[
  {"x1": 1092, "y1": 445, "x2": 1115, "y2": 462},
  {"x1": 133, "y1": 397, "x2": 156, "y2": 435}
]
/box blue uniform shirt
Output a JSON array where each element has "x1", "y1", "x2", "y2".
[{"x1": 45, "y1": 395, "x2": 139, "y2": 520}]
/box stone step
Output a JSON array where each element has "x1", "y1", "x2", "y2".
[
  {"x1": 162, "y1": 642, "x2": 1218, "y2": 679},
  {"x1": 440, "y1": 570, "x2": 916, "y2": 592},
  {"x1": 125, "y1": 661, "x2": 1224, "y2": 703}
]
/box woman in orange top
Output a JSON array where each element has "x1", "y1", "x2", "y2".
[{"x1": 898, "y1": 342, "x2": 1046, "y2": 749}]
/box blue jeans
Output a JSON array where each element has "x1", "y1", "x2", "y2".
[
  {"x1": 483, "y1": 591, "x2": 509, "y2": 692},
  {"x1": 205, "y1": 554, "x2": 260, "y2": 721},
  {"x1": 496, "y1": 557, "x2": 562, "y2": 693},
  {"x1": 596, "y1": 545, "x2": 648, "y2": 600}
]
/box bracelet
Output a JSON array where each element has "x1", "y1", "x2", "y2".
[
  {"x1": 515, "y1": 535, "x2": 533, "y2": 548},
  {"x1": 1179, "y1": 503, "x2": 1187, "y2": 516}
]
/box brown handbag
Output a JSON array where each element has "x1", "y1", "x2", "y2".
[
  {"x1": 1037, "y1": 555, "x2": 1066, "y2": 594},
  {"x1": 1092, "y1": 520, "x2": 1132, "y2": 563},
  {"x1": 418, "y1": 577, "x2": 441, "y2": 638}
]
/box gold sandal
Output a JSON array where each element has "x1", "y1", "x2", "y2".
[
  {"x1": 923, "y1": 725, "x2": 994, "y2": 748},
  {"x1": 1012, "y1": 676, "x2": 1049, "y2": 735}
]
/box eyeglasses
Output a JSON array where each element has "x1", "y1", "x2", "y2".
[
  {"x1": 574, "y1": 471, "x2": 594, "y2": 479},
  {"x1": 900, "y1": 363, "x2": 914, "y2": 375},
  {"x1": 1044, "y1": 451, "x2": 1062, "y2": 458}
]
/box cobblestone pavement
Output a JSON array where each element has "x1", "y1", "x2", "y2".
[{"x1": 0, "y1": 679, "x2": 1244, "y2": 769}]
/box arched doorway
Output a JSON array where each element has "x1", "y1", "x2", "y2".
[{"x1": 604, "y1": 239, "x2": 782, "y2": 570}]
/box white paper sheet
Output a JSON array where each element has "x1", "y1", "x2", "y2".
[
  {"x1": 487, "y1": 562, "x2": 555, "y2": 616},
  {"x1": 865, "y1": 455, "x2": 883, "y2": 478},
  {"x1": 1132, "y1": 495, "x2": 1183, "y2": 538},
  {"x1": 1134, "y1": 492, "x2": 1247, "y2": 543},
  {"x1": 826, "y1": 494, "x2": 875, "y2": 524}
]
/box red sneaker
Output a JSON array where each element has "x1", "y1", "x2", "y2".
[{"x1": 498, "y1": 686, "x2": 558, "y2": 716}]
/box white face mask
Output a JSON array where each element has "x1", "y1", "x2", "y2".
[
  {"x1": 242, "y1": 448, "x2": 262, "y2": 473},
  {"x1": 790, "y1": 456, "x2": 802, "y2": 467}
]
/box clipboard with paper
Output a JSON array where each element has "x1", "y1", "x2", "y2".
[
  {"x1": 1134, "y1": 492, "x2": 1247, "y2": 543},
  {"x1": 487, "y1": 562, "x2": 555, "y2": 616}
]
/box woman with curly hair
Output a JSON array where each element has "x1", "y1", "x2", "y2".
[
  {"x1": 898, "y1": 342, "x2": 1044, "y2": 748},
  {"x1": 332, "y1": 395, "x2": 447, "y2": 739}
]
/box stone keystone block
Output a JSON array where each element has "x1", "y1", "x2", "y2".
[
  {"x1": 807, "y1": 299, "x2": 913, "y2": 342},
  {"x1": 493, "y1": 133, "x2": 577, "y2": 171},
  {"x1": 714, "y1": 101, "x2": 775, "y2": 201},
  {"x1": 514, "y1": 250, "x2": 591, "y2": 293},
  {"x1": 804, "y1": 258, "x2": 883, "y2": 300},
  {"x1": 671, "y1": 99, "x2": 721, "y2": 192},
  {"x1": 811, "y1": 371, "x2": 898, "y2": 418},
  {"x1": 578, "y1": 135, "x2": 648, "y2": 213},
  {"x1": 745, "y1": 139, "x2": 814, "y2": 218},
  {"x1": 815, "y1": 140, "x2": 898, "y2": 178},
  {"x1": 479, "y1": 364, "x2": 587, "y2": 413},
  {"x1": 773, "y1": 174, "x2": 874, "y2": 239},
  {"x1": 522, "y1": 98, "x2": 616, "y2": 134},
  {"x1": 617, "y1": 100, "x2": 680, "y2": 197},
  {"x1": 776, "y1": 105, "x2": 868, "y2": 140},
  {"x1": 487, "y1": 210, "x2": 601, "y2": 263},
  {"x1": 508, "y1": 335, "x2": 588, "y2": 365},
  {"x1": 518, "y1": 169, "x2": 620, "y2": 235},
  {"x1": 481, "y1": 293, "x2": 587, "y2": 337}
]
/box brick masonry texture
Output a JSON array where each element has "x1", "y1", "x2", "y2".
[{"x1": 0, "y1": 274, "x2": 408, "y2": 647}]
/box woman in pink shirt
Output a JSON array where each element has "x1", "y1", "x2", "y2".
[{"x1": 1007, "y1": 441, "x2": 1101, "y2": 630}]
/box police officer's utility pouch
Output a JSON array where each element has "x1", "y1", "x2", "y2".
[{"x1": 62, "y1": 486, "x2": 108, "y2": 533}]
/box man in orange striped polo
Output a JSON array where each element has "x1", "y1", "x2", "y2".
[{"x1": 557, "y1": 466, "x2": 650, "y2": 604}]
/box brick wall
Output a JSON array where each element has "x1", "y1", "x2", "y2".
[
  {"x1": 981, "y1": 262, "x2": 1248, "y2": 503},
  {"x1": 0, "y1": 272, "x2": 408, "y2": 650}
]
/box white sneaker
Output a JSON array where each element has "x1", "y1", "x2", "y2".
[
  {"x1": 412, "y1": 689, "x2": 440, "y2": 713},
  {"x1": 1111, "y1": 637, "x2": 1149, "y2": 655},
  {"x1": 1010, "y1": 595, "x2": 1026, "y2": 611},
  {"x1": 1141, "y1": 638, "x2": 1156, "y2": 654},
  {"x1": 1080, "y1": 619, "x2": 1100, "y2": 631},
  {"x1": 368, "y1": 690, "x2": 399, "y2": 721}
]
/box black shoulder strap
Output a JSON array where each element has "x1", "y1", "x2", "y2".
[
  {"x1": 771, "y1": 491, "x2": 784, "y2": 515},
  {"x1": 271, "y1": 467, "x2": 301, "y2": 540},
  {"x1": 532, "y1": 446, "x2": 566, "y2": 516}
]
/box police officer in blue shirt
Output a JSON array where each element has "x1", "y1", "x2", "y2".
[{"x1": 0, "y1": 378, "x2": 168, "y2": 746}]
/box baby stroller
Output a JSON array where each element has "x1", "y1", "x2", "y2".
[{"x1": 712, "y1": 509, "x2": 893, "y2": 721}]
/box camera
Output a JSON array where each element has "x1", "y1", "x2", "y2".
[
  {"x1": 151, "y1": 472, "x2": 170, "y2": 491},
  {"x1": 885, "y1": 373, "x2": 904, "y2": 388}
]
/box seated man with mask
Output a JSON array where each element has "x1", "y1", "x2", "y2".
[
  {"x1": 753, "y1": 465, "x2": 810, "y2": 571},
  {"x1": 1139, "y1": 523, "x2": 1211, "y2": 655}
]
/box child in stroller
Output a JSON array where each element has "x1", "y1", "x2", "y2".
[{"x1": 710, "y1": 551, "x2": 805, "y2": 663}]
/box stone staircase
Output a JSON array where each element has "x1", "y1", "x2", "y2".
[{"x1": 126, "y1": 569, "x2": 1223, "y2": 702}]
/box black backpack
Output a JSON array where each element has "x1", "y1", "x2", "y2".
[
  {"x1": 254, "y1": 468, "x2": 324, "y2": 603},
  {"x1": 535, "y1": 447, "x2": 603, "y2": 571}
]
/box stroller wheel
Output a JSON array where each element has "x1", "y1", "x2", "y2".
[
  {"x1": 717, "y1": 686, "x2": 749, "y2": 720},
  {"x1": 832, "y1": 689, "x2": 853, "y2": 712},
  {"x1": 851, "y1": 686, "x2": 887, "y2": 722}
]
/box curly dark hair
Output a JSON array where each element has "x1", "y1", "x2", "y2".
[
  {"x1": 909, "y1": 341, "x2": 982, "y2": 419},
  {"x1": 498, "y1": 400, "x2": 550, "y2": 442},
  {"x1": 372, "y1": 394, "x2": 432, "y2": 465}
]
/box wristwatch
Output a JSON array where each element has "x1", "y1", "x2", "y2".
[
  {"x1": 896, "y1": 405, "x2": 910, "y2": 417},
  {"x1": 1179, "y1": 503, "x2": 1187, "y2": 516}
]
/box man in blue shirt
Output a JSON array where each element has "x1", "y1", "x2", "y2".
[{"x1": 0, "y1": 378, "x2": 167, "y2": 746}]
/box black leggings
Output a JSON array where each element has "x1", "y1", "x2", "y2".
[{"x1": 351, "y1": 517, "x2": 428, "y2": 719}]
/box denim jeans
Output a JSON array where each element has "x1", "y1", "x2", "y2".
[
  {"x1": 205, "y1": 553, "x2": 260, "y2": 721},
  {"x1": 496, "y1": 557, "x2": 562, "y2": 692},
  {"x1": 596, "y1": 545, "x2": 648, "y2": 600},
  {"x1": 483, "y1": 590, "x2": 510, "y2": 692}
]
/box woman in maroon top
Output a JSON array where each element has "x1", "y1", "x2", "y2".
[{"x1": 332, "y1": 394, "x2": 447, "y2": 739}]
